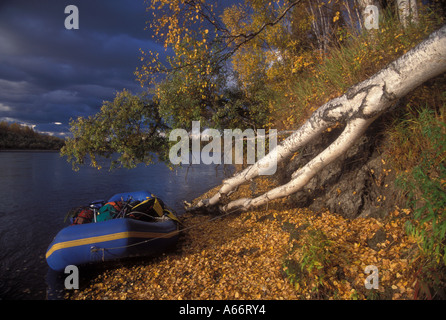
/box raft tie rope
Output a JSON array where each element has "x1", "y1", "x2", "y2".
[{"x1": 91, "y1": 207, "x2": 241, "y2": 254}]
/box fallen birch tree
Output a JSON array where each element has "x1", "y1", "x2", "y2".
[{"x1": 187, "y1": 24, "x2": 446, "y2": 214}]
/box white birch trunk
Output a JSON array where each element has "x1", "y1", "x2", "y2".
[
  {"x1": 357, "y1": 0, "x2": 380, "y2": 30},
  {"x1": 189, "y1": 25, "x2": 446, "y2": 213},
  {"x1": 397, "y1": 0, "x2": 419, "y2": 28}
]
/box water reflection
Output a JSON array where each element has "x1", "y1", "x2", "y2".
[{"x1": 0, "y1": 151, "x2": 233, "y2": 300}]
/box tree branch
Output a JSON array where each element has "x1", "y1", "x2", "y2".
[{"x1": 188, "y1": 24, "x2": 446, "y2": 213}]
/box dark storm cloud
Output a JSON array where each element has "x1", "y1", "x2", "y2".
[{"x1": 0, "y1": 0, "x2": 163, "y2": 136}]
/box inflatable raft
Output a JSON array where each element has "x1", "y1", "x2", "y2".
[{"x1": 46, "y1": 191, "x2": 180, "y2": 272}]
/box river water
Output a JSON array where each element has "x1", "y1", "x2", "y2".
[{"x1": 0, "y1": 151, "x2": 232, "y2": 300}]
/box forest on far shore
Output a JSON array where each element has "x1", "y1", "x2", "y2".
[{"x1": 0, "y1": 121, "x2": 65, "y2": 150}]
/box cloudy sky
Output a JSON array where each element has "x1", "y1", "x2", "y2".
[{"x1": 0, "y1": 0, "x2": 163, "y2": 137}]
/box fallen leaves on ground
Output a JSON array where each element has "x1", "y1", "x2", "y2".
[{"x1": 68, "y1": 179, "x2": 418, "y2": 300}]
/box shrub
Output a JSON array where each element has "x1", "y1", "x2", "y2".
[{"x1": 395, "y1": 106, "x2": 446, "y2": 266}]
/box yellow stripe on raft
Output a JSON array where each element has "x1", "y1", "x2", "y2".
[{"x1": 45, "y1": 230, "x2": 178, "y2": 259}]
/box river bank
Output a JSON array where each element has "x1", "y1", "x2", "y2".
[
  {"x1": 0, "y1": 152, "x2": 230, "y2": 300},
  {"x1": 67, "y1": 176, "x2": 418, "y2": 300},
  {"x1": 0, "y1": 149, "x2": 60, "y2": 152}
]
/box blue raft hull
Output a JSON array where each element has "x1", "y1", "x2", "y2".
[{"x1": 46, "y1": 191, "x2": 180, "y2": 272}]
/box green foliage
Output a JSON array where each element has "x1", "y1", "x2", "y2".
[
  {"x1": 282, "y1": 257, "x2": 302, "y2": 290},
  {"x1": 0, "y1": 121, "x2": 64, "y2": 150},
  {"x1": 61, "y1": 90, "x2": 169, "y2": 170},
  {"x1": 298, "y1": 229, "x2": 333, "y2": 273},
  {"x1": 395, "y1": 106, "x2": 446, "y2": 266},
  {"x1": 298, "y1": 228, "x2": 334, "y2": 296},
  {"x1": 155, "y1": 68, "x2": 207, "y2": 130},
  {"x1": 64, "y1": 0, "x2": 445, "y2": 173},
  {"x1": 282, "y1": 226, "x2": 336, "y2": 298},
  {"x1": 276, "y1": 6, "x2": 443, "y2": 129},
  {"x1": 392, "y1": 103, "x2": 446, "y2": 299}
]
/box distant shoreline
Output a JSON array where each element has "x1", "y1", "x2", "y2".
[{"x1": 0, "y1": 149, "x2": 61, "y2": 153}]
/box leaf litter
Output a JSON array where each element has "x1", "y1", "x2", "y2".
[{"x1": 68, "y1": 178, "x2": 418, "y2": 300}]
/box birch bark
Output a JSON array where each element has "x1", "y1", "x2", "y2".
[
  {"x1": 397, "y1": 0, "x2": 419, "y2": 28},
  {"x1": 189, "y1": 25, "x2": 446, "y2": 213}
]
